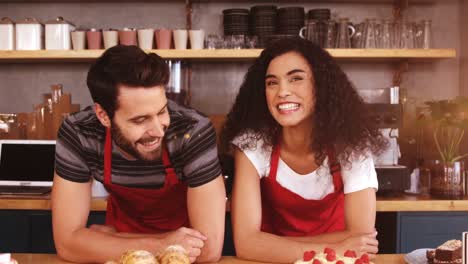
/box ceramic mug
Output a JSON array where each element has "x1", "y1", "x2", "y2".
[
  {"x1": 103, "y1": 30, "x2": 118, "y2": 49},
  {"x1": 86, "y1": 29, "x2": 102, "y2": 49},
  {"x1": 71, "y1": 31, "x2": 86, "y2": 50},
  {"x1": 138, "y1": 28, "x2": 154, "y2": 50},
  {"x1": 119, "y1": 28, "x2": 137, "y2": 46},
  {"x1": 173, "y1": 29, "x2": 188, "y2": 50},
  {"x1": 155, "y1": 29, "x2": 172, "y2": 49},
  {"x1": 189, "y1": 29, "x2": 205, "y2": 49}
]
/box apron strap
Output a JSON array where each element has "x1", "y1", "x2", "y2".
[
  {"x1": 161, "y1": 144, "x2": 178, "y2": 186},
  {"x1": 327, "y1": 148, "x2": 343, "y2": 191},
  {"x1": 104, "y1": 127, "x2": 112, "y2": 185}
]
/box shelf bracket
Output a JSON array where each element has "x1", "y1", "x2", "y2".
[
  {"x1": 393, "y1": 0, "x2": 408, "y2": 20},
  {"x1": 393, "y1": 60, "x2": 409, "y2": 87}
]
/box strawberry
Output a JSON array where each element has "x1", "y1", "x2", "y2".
[
  {"x1": 323, "y1": 247, "x2": 335, "y2": 255},
  {"x1": 303, "y1": 251, "x2": 315, "y2": 261},
  {"x1": 326, "y1": 252, "x2": 336, "y2": 261},
  {"x1": 360, "y1": 254, "x2": 370, "y2": 263},
  {"x1": 312, "y1": 260, "x2": 322, "y2": 264},
  {"x1": 354, "y1": 259, "x2": 363, "y2": 264},
  {"x1": 336, "y1": 261, "x2": 345, "y2": 264},
  {"x1": 344, "y1": 250, "x2": 357, "y2": 258}
]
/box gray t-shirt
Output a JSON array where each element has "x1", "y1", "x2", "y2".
[{"x1": 55, "y1": 100, "x2": 222, "y2": 188}]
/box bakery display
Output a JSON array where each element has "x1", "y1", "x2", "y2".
[
  {"x1": 157, "y1": 245, "x2": 190, "y2": 264},
  {"x1": 118, "y1": 250, "x2": 158, "y2": 264},
  {"x1": 105, "y1": 245, "x2": 189, "y2": 264},
  {"x1": 294, "y1": 248, "x2": 372, "y2": 264},
  {"x1": 427, "y1": 239, "x2": 462, "y2": 264}
]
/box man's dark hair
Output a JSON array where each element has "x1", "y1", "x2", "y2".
[{"x1": 87, "y1": 45, "x2": 170, "y2": 119}]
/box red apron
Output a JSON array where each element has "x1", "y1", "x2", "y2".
[
  {"x1": 261, "y1": 143, "x2": 345, "y2": 236},
  {"x1": 103, "y1": 128, "x2": 188, "y2": 233}
]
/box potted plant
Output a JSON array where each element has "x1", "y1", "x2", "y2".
[{"x1": 418, "y1": 97, "x2": 468, "y2": 199}]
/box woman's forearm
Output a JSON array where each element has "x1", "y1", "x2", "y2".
[
  {"x1": 286, "y1": 231, "x2": 352, "y2": 243},
  {"x1": 235, "y1": 230, "x2": 336, "y2": 263}
]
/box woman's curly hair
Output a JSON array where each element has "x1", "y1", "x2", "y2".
[{"x1": 221, "y1": 37, "x2": 388, "y2": 165}]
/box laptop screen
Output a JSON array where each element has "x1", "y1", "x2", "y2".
[{"x1": 0, "y1": 140, "x2": 56, "y2": 186}]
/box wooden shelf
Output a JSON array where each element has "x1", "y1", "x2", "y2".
[
  {"x1": 0, "y1": 0, "x2": 436, "y2": 3},
  {"x1": 0, "y1": 49, "x2": 456, "y2": 63},
  {"x1": 327, "y1": 48, "x2": 456, "y2": 60}
]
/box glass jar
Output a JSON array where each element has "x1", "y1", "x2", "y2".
[
  {"x1": 51, "y1": 84, "x2": 63, "y2": 103},
  {"x1": 0, "y1": 113, "x2": 19, "y2": 139},
  {"x1": 417, "y1": 161, "x2": 431, "y2": 195},
  {"x1": 430, "y1": 160, "x2": 465, "y2": 199},
  {"x1": 166, "y1": 60, "x2": 188, "y2": 106},
  {"x1": 421, "y1": 19, "x2": 432, "y2": 49}
]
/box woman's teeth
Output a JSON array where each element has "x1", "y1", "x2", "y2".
[{"x1": 277, "y1": 103, "x2": 299, "y2": 111}]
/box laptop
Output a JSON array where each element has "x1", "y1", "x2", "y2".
[{"x1": 0, "y1": 139, "x2": 56, "y2": 195}]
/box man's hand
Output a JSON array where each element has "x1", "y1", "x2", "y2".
[
  {"x1": 89, "y1": 225, "x2": 206, "y2": 263},
  {"x1": 161, "y1": 227, "x2": 207, "y2": 263},
  {"x1": 88, "y1": 224, "x2": 206, "y2": 262}
]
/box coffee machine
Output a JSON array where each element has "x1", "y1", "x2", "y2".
[{"x1": 359, "y1": 87, "x2": 410, "y2": 195}]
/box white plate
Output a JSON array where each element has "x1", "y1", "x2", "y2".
[{"x1": 404, "y1": 248, "x2": 433, "y2": 264}]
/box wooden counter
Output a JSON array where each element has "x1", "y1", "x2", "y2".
[
  {"x1": 2, "y1": 194, "x2": 468, "y2": 212},
  {"x1": 376, "y1": 195, "x2": 468, "y2": 211},
  {"x1": 11, "y1": 254, "x2": 406, "y2": 264},
  {"x1": 0, "y1": 195, "x2": 107, "y2": 211}
]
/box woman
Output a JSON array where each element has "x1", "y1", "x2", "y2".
[{"x1": 221, "y1": 37, "x2": 387, "y2": 263}]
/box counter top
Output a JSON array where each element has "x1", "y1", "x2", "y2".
[
  {"x1": 376, "y1": 194, "x2": 468, "y2": 211},
  {"x1": 12, "y1": 254, "x2": 406, "y2": 264},
  {"x1": 0, "y1": 195, "x2": 107, "y2": 211},
  {"x1": 2, "y1": 194, "x2": 468, "y2": 212}
]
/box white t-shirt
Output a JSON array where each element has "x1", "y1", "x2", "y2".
[{"x1": 232, "y1": 134, "x2": 378, "y2": 200}]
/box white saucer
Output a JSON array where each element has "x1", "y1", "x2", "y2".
[{"x1": 404, "y1": 248, "x2": 433, "y2": 264}]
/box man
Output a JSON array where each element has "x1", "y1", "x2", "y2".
[{"x1": 51, "y1": 45, "x2": 226, "y2": 263}]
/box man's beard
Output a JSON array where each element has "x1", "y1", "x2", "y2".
[{"x1": 111, "y1": 122, "x2": 163, "y2": 162}]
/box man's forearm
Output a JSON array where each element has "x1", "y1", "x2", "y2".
[
  {"x1": 90, "y1": 224, "x2": 168, "y2": 239},
  {"x1": 187, "y1": 176, "x2": 226, "y2": 263},
  {"x1": 56, "y1": 227, "x2": 165, "y2": 263}
]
